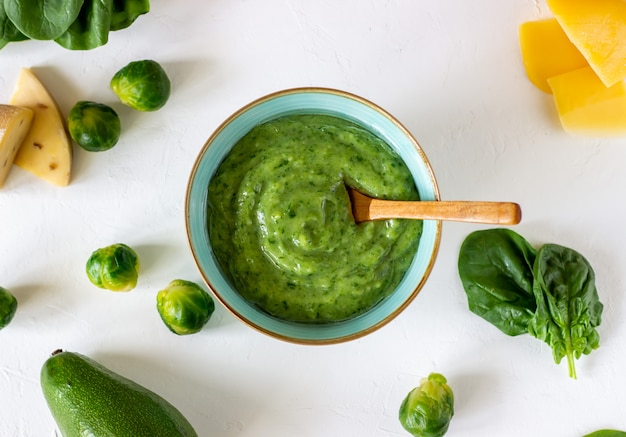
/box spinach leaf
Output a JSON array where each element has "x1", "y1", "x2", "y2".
[
  {"x1": 583, "y1": 431, "x2": 626, "y2": 437},
  {"x1": 3, "y1": 0, "x2": 84, "y2": 40},
  {"x1": 0, "y1": 1, "x2": 28, "y2": 46},
  {"x1": 110, "y1": 0, "x2": 149, "y2": 31},
  {"x1": 458, "y1": 229, "x2": 605, "y2": 378},
  {"x1": 0, "y1": 5, "x2": 11, "y2": 48},
  {"x1": 458, "y1": 228, "x2": 537, "y2": 336},
  {"x1": 0, "y1": 0, "x2": 149, "y2": 50},
  {"x1": 55, "y1": 0, "x2": 111, "y2": 50},
  {"x1": 528, "y1": 243, "x2": 603, "y2": 379}
]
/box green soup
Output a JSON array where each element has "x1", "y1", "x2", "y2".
[{"x1": 207, "y1": 114, "x2": 422, "y2": 323}]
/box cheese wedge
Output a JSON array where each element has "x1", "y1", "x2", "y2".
[
  {"x1": 9, "y1": 68, "x2": 72, "y2": 186},
  {"x1": 548, "y1": 65, "x2": 626, "y2": 136},
  {"x1": 547, "y1": 0, "x2": 626, "y2": 87},
  {"x1": 0, "y1": 105, "x2": 34, "y2": 188},
  {"x1": 518, "y1": 18, "x2": 589, "y2": 94}
]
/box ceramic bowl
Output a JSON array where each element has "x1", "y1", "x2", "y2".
[{"x1": 185, "y1": 87, "x2": 441, "y2": 344}]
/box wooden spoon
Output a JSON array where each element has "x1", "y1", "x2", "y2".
[{"x1": 347, "y1": 186, "x2": 521, "y2": 225}]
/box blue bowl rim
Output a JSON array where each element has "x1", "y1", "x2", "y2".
[{"x1": 185, "y1": 87, "x2": 442, "y2": 344}]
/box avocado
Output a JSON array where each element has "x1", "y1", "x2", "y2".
[{"x1": 40, "y1": 350, "x2": 198, "y2": 437}]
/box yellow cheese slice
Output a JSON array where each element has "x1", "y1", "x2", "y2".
[
  {"x1": 547, "y1": 0, "x2": 626, "y2": 87},
  {"x1": 0, "y1": 105, "x2": 34, "y2": 188},
  {"x1": 548, "y1": 65, "x2": 626, "y2": 136},
  {"x1": 518, "y1": 18, "x2": 588, "y2": 94},
  {"x1": 9, "y1": 68, "x2": 72, "y2": 186}
]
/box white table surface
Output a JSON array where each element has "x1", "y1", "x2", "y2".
[{"x1": 2, "y1": 1, "x2": 626, "y2": 436}]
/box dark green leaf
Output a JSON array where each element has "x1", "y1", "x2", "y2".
[
  {"x1": 1, "y1": 1, "x2": 28, "y2": 44},
  {"x1": 110, "y1": 0, "x2": 149, "y2": 31},
  {"x1": 458, "y1": 228, "x2": 537, "y2": 336},
  {"x1": 55, "y1": 0, "x2": 111, "y2": 50},
  {"x1": 528, "y1": 243, "x2": 603, "y2": 379},
  {"x1": 3, "y1": 0, "x2": 84, "y2": 40}
]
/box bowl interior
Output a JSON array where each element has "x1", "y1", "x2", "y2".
[{"x1": 186, "y1": 88, "x2": 441, "y2": 344}]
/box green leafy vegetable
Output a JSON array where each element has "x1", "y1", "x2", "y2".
[
  {"x1": 458, "y1": 228, "x2": 603, "y2": 378},
  {"x1": 528, "y1": 244, "x2": 603, "y2": 379},
  {"x1": 156, "y1": 279, "x2": 215, "y2": 335},
  {"x1": 583, "y1": 431, "x2": 626, "y2": 437},
  {"x1": 68, "y1": 101, "x2": 121, "y2": 152},
  {"x1": 110, "y1": 59, "x2": 171, "y2": 111},
  {"x1": 3, "y1": 0, "x2": 84, "y2": 40},
  {"x1": 399, "y1": 373, "x2": 454, "y2": 437},
  {"x1": 0, "y1": 0, "x2": 149, "y2": 50},
  {"x1": 55, "y1": 0, "x2": 112, "y2": 50},
  {"x1": 86, "y1": 243, "x2": 140, "y2": 292},
  {"x1": 0, "y1": 3, "x2": 27, "y2": 48},
  {"x1": 0, "y1": 286, "x2": 18, "y2": 329},
  {"x1": 110, "y1": 0, "x2": 149, "y2": 31},
  {"x1": 458, "y1": 228, "x2": 537, "y2": 336}
]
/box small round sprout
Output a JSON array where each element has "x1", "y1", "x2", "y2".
[
  {"x1": 110, "y1": 59, "x2": 171, "y2": 111},
  {"x1": 68, "y1": 101, "x2": 121, "y2": 152},
  {"x1": 399, "y1": 373, "x2": 454, "y2": 437},
  {"x1": 0, "y1": 286, "x2": 18, "y2": 330},
  {"x1": 86, "y1": 243, "x2": 140, "y2": 292},
  {"x1": 156, "y1": 279, "x2": 215, "y2": 335}
]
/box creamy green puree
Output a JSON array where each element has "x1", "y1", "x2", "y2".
[{"x1": 207, "y1": 114, "x2": 422, "y2": 323}]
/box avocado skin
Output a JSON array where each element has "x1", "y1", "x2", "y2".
[{"x1": 40, "y1": 350, "x2": 198, "y2": 437}]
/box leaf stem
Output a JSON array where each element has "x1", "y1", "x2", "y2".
[{"x1": 567, "y1": 351, "x2": 577, "y2": 379}]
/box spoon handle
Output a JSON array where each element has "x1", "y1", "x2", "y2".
[{"x1": 364, "y1": 199, "x2": 522, "y2": 224}]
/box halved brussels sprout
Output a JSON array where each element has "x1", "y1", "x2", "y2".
[
  {"x1": 86, "y1": 243, "x2": 140, "y2": 292},
  {"x1": 399, "y1": 373, "x2": 454, "y2": 437},
  {"x1": 110, "y1": 59, "x2": 170, "y2": 111},
  {"x1": 0, "y1": 286, "x2": 18, "y2": 330},
  {"x1": 68, "y1": 101, "x2": 121, "y2": 152},
  {"x1": 156, "y1": 279, "x2": 214, "y2": 335}
]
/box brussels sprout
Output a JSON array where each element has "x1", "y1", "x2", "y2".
[
  {"x1": 110, "y1": 60, "x2": 171, "y2": 111},
  {"x1": 399, "y1": 373, "x2": 454, "y2": 437},
  {"x1": 86, "y1": 243, "x2": 140, "y2": 292},
  {"x1": 0, "y1": 286, "x2": 18, "y2": 330},
  {"x1": 68, "y1": 101, "x2": 121, "y2": 152},
  {"x1": 156, "y1": 279, "x2": 215, "y2": 335}
]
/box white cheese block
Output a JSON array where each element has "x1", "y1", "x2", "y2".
[
  {"x1": 9, "y1": 68, "x2": 72, "y2": 186},
  {"x1": 0, "y1": 105, "x2": 34, "y2": 187}
]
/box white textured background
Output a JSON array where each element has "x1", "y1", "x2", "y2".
[{"x1": 1, "y1": 1, "x2": 625, "y2": 436}]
